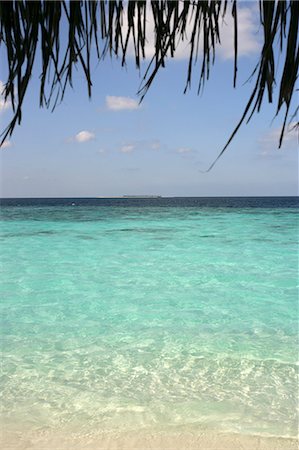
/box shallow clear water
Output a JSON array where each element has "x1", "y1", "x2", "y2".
[{"x1": 1, "y1": 198, "x2": 298, "y2": 438}]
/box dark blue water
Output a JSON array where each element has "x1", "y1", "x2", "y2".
[{"x1": 1, "y1": 196, "x2": 298, "y2": 208}]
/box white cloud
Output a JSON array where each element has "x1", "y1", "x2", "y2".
[
  {"x1": 106, "y1": 96, "x2": 139, "y2": 111},
  {"x1": 218, "y1": 6, "x2": 260, "y2": 60},
  {"x1": 120, "y1": 144, "x2": 135, "y2": 153},
  {"x1": 74, "y1": 130, "x2": 95, "y2": 143},
  {"x1": 1, "y1": 140, "x2": 12, "y2": 149},
  {"x1": 122, "y1": 3, "x2": 260, "y2": 61},
  {"x1": 0, "y1": 80, "x2": 11, "y2": 112}
]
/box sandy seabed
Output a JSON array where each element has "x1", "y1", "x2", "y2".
[{"x1": 2, "y1": 427, "x2": 298, "y2": 450}]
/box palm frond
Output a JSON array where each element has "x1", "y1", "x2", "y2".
[{"x1": 0, "y1": 0, "x2": 298, "y2": 167}]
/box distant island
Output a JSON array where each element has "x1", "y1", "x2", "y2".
[{"x1": 97, "y1": 195, "x2": 162, "y2": 199}]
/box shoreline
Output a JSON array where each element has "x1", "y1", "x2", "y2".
[{"x1": 2, "y1": 426, "x2": 298, "y2": 450}]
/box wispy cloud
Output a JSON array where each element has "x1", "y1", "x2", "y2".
[
  {"x1": 1, "y1": 140, "x2": 12, "y2": 149},
  {"x1": 120, "y1": 144, "x2": 135, "y2": 153},
  {"x1": 176, "y1": 147, "x2": 192, "y2": 154},
  {"x1": 0, "y1": 80, "x2": 11, "y2": 113},
  {"x1": 118, "y1": 139, "x2": 163, "y2": 153},
  {"x1": 259, "y1": 123, "x2": 298, "y2": 155},
  {"x1": 106, "y1": 96, "x2": 139, "y2": 111},
  {"x1": 74, "y1": 130, "x2": 95, "y2": 143},
  {"x1": 150, "y1": 140, "x2": 161, "y2": 150}
]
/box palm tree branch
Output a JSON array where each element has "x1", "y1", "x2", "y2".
[{"x1": 0, "y1": 0, "x2": 297, "y2": 164}]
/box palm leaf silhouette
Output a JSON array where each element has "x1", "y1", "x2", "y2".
[{"x1": 0, "y1": 1, "x2": 298, "y2": 167}]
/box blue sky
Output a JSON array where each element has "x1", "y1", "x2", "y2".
[{"x1": 0, "y1": 2, "x2": 298, "y2": 197}]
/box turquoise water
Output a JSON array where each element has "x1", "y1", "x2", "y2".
[{"x1": 1, "y1": 199, "x2": 298, "y2": 439}]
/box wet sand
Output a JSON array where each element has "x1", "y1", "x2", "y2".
[{"x1": 2, "y1": 427, "x2": 298, "y2": 450}]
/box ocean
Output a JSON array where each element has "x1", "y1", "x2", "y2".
[{"x1": 0, "y1": 197, "x2": 298, "y2": 442}]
